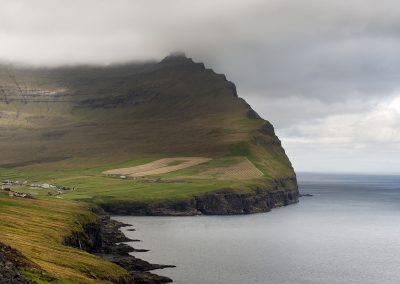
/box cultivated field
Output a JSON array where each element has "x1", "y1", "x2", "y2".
[
  {"x1": 200, "y1": 158, "x2": 263, "y2": 180},
  {"x1": 103, "y1": 156, "x2": 263, "y2": 181},
  {"x1": 103, "y1": 157, "x2": 212, "y2": 177}
]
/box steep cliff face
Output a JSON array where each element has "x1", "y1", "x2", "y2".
[
  {"x1": 100, "y1": 177, "x2": 298, "y2": 216},
  {"x1": 194, "y1": 178, "x2": 298, "y2": 215}
]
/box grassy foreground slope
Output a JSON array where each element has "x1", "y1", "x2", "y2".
[
  {"x1": 0, "y1": 54, "x2": 296, "y2": 208},
  {"x1": 0, "y1": 196, "x2": 129, "y2": 283}
]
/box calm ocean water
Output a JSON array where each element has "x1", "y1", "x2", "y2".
[{"x1": 114, "y1": 173, "x2": 400, "y2": 284}]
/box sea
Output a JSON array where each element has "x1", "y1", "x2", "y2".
[{"x1": 114, "y1": 173, "x2": 400, "y2": 284}]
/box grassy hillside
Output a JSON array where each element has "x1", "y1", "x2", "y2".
[
  {"x1": 0, "y1": 195, "x2": 129, "y2": 283},
  {"x1": 0, "y1": 55, "x2": 295, "y2": 207},
  {"x1": 0, "y1": 54, "x2": 297, "y2": 282}
]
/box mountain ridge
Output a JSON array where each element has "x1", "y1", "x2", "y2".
[{"x1": 0, "y1": 54, "x2": 297, "y2": 214}]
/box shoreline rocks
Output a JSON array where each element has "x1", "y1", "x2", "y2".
[{"x1": 64, "y1": 212, "x2": 174, "y2": 283}]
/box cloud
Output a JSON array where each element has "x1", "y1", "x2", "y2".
[
  {"x1": 1, "y1": 0, "x2": 400, "y2": 172},
  {"x1": 279, "y1": 95, "x2": 400, "y2": 173}
]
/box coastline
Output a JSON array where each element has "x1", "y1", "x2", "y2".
[
  {"x1": 63, "y1": 210, "x2": 175, "y2": 283},
  {"x1": 0, "y1": 178, "x2": 298, "y2": 283},
  {"x1": 86, "y1": 179, "x2": 299, "y2": 282},
  {"x1": 64, "y1": 179, "x2": 298, "y2": 283},
  {"x1": 100, "y1": 177, "x2": 299, "y2": 216}
]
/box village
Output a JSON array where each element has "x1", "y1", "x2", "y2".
[{"x1": 1, "y1": 179, "x2": 75, "y2": 199}]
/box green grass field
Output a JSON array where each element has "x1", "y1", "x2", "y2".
[
  {"x1": 1, "y1": 158, "x2": 247, "y2": 204},
  {"x1": 0, "y1": 149, "x2": 292, "y2": 207}
]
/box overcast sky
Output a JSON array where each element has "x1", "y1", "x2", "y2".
[{"x1": 1, "y1": 0, "x2": 400, "y2": 174}]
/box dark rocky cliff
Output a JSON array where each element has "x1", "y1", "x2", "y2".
[{"x1": 100, "y1": 177, "x2": 298, "y2": 216}]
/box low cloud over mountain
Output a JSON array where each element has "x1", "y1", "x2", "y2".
[{"x1": 1, "y1": 0, "x2": 399, "y2": 173}]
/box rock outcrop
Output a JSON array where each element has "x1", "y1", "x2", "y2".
[
  {"x1": 0, "y1": 242, "x2": 56, "y2": 283},
  {"x1": 0, "y1": 243, "x2": 34, "y2": 284}
]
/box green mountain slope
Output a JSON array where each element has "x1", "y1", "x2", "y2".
[{"x1": 0, "y1": 54, "x2": 298, "y2": 215}]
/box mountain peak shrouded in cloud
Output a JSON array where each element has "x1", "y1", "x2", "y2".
[
  {"x1": 160, "y1": 52, "x2": 192, "y2": 64},
  {"x1": 1, "y1": 0, "x2": 399, "y2": 173},
  {"x1": 165, "y1": 51, "x2": 187, "y2": 59}
]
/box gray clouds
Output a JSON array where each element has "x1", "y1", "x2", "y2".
[{"x1": 1, "y1": 0, "x2": 400, "y2": 173}]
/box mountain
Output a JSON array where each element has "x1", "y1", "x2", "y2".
[{"x1": 0, "y1": 54, "x2": 298, "y2": 214}]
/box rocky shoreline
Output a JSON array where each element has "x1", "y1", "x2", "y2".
[
  {"x1": 100, "y1": 177, "x2": 299, "y2": 216},
  {"x1": 63, "y1": 177, "x2": 298, "y2": 283},
  {"x1": 0, "y1": 177, "x2": 298, "y2": 283},
  {"x1": 64, "y1": 211, "x2": 175, "y2": 283}
]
